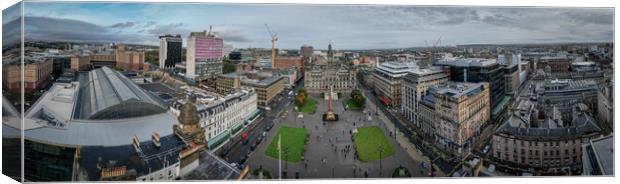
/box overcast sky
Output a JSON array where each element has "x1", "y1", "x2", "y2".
[{"x1": 2, "y1": 2, "x2": 614, "y2": 49}]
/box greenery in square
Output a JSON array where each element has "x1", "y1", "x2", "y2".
[
  {"x1": 343, "y1": 98, "x2": 364, "y2": 110},
  {"x1": 297, "y1": 98, "x2": 316, "y2": 114},
  {"x1": 265, "y1": 126, "x2": 308, "y2": 163},
  {"x1": 353, "y1": 126, "x2": 395, "y2": 162}
]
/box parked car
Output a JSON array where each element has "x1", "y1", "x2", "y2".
[
  {"x1": 250, "y1": 142, "x2": 257, "y2": 151},
  {"x1": 483, "y1": 144, "x2": 491, "y2": 154}
]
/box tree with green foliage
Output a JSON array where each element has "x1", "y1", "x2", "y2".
[
  {"x1": 295, "y1": 93, "x2": 306, "y2": 107},
  {"x1": 144, "y1": 50, "x2": 159, "y2": 66},
  {"x1": 350, "y1": 89, "x2": 365, "y2": 107}
]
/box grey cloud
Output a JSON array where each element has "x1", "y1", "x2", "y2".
[
  {"x1": 147, "y1": 23, "x2": 190, "y2": 36},
  {"x1": 22, "y1": 16, "x2": 152, "y2": 44},
  {"x1": 143, "y1": 21, "x2": 156, "y2": 28},
  {"x1": 217, "y1": 29, "x2": 250, "y2": 42},
  {"x1": 561, "y1": 10, "x2": 613, "y2": 25},
  {"x1": 2, "y1": 18, "x2": 21, "y2": 46},
  {"x1": 109, "y1": 21, "x2": 137, "y2": 28}
]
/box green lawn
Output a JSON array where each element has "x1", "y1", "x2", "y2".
[
  {"x1": 264, "y1": 126, "x2": 308, "y2": 163},
  {"x1": 343, "y1": 98, "x2": 364, "y2": 110},
  {"x1": 297, "y1": 98, "x2": 317, "y2": 114},
  {"x1": 353, "y1": 126, "x2": 395, "y2": 162}
]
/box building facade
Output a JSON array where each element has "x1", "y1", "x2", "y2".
[
  {"x1": 187, "y1": 31, "x2": 224, "y2": 80},
  {"x1": 418, "y1": 82, "x2": 490, "y2": 155},
  {"x1": 596, "y1": 79, "x2": 613, "y2": 130},
  {"x1": 304, "y1": 64, "x2": 356, "y2": 94},
  {"x1": 435, "y1": 58, "x2": 508, "y2": 120},
  {"x1": 171, "y1": 88, "x2": 259, "y2": 150},
  {"x1": 492, "y1": 101, "x2": 602, "y2": 175},
  {"x1": 159, "y1": 34, "x2": 183, "y2": 69},
  {"x1": 71, "y1": 55, "x2": 91, "y2": 74},
  {"x1": 401, "y1": 67, "x2": 449, "y2": 128},
  {"x1": 274, "y1": 56, "x2": 303, "y2": 72},
  {"x1": 241, "y1": 76, "x2": 285, "y2": 108},
  {"x1": 3, "y1": 59, "x2": 53, "y2": 92},
  {"x1": 300, "y1": 44, "x2": 314, "y2": 59},
  {"x1": 372, "y1": 61, "x2": 419, "y2": 107},
  {"x1": 502, "y1": 64, "x2": 520, "y2": 96}
]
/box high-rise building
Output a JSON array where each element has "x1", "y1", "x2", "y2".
[
  {"x1": 401, "y1": 67, "x2": 449, "y2": 127},
  {"x1": 435, "y1": 58, "x2": 507, "y2": 121},
  {"x1": 418, "y1": 82, "x2": 490, "y2": 155},
  {"x1": 159, "y1": 34, "x2": 183, "y2": 69},
  {"x1": 187, "y1": 30, "x2": 224, "y2": 80}
]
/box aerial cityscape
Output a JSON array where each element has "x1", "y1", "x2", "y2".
[{"x1": 1, "y1": 1, "x2": 615, "y2": 182}]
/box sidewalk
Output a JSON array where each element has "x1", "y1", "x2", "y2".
[{"x1": 371, "y1": 101, "x2": 446, "y2": 177}]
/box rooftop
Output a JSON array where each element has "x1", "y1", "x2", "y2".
[
  {"x1": 583, "y1": 135, "x2": 614, "y2": 175},
  {"x1": 435, "y1": 58, "x2": 497, "y2": 67},
  {"x1": 74, "y1": 67, "x2": 168, "y2": 120},
  {"x1": 182, "y1": 150, "x2": 243, "y2": 180},
  {"x1": 376, "y1": 61, "x2": 419, "y2": 78},
  {"x1": 78, "y1": 134, "x2": 185, "y2": 181}
]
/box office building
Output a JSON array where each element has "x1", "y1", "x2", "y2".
[
  {"x1": 418, "y1": 82, "x2": 490, "y2": 155},
  {"x1": 435, "y1": 58, "x2": 508, "y2": 120},
  {"x1": 372, "y1": 61, "x2": 419, "y2": 107},
  {"x1": 159, "y1": 34, "x2": 183, "y2": 69},
  {"x1": 401, "y1": 67, "x2": 449, "y2": 127},
  {"x1": 187, "y1": 30, "x2": 224, "y2": 80}
]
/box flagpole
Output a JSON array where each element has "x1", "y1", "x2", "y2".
[{"x1": 278, "y1": 134, "x2": 282, "y2": 180}]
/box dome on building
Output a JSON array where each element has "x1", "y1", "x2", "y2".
[{"x1": 178, "y1": 96, "x2": 199, "y2": 126}]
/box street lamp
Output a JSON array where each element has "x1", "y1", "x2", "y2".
[
  {"x1": 377, "y1": 145, "x2": 385, "y2": 177},
  {"x1": 283, "y1": 147, "x2": 290, "y2": 170}
]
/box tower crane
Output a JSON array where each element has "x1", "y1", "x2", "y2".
[{"x1": 265, "y1": 24, "x2": 278, "y2": 69}]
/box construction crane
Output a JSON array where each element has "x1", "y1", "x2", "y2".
[
  {"x1": 423, "y1": 36, "x2": 442, "y2": 67},
  {"x1": 265, "y1": 24, "x2": 278, "y2": 69}
]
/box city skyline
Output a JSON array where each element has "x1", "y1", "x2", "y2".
[{"x1": 2, "y1": 2, "x2": 614, "y2": 49}]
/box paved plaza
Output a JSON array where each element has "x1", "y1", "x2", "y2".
[{"x1": 246, "y1": 94, "x2": 429, "y2": 179}]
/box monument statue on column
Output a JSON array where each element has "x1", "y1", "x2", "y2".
[{"x1": 323, "y1": 85, "x2": 338, "y2": 121}]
